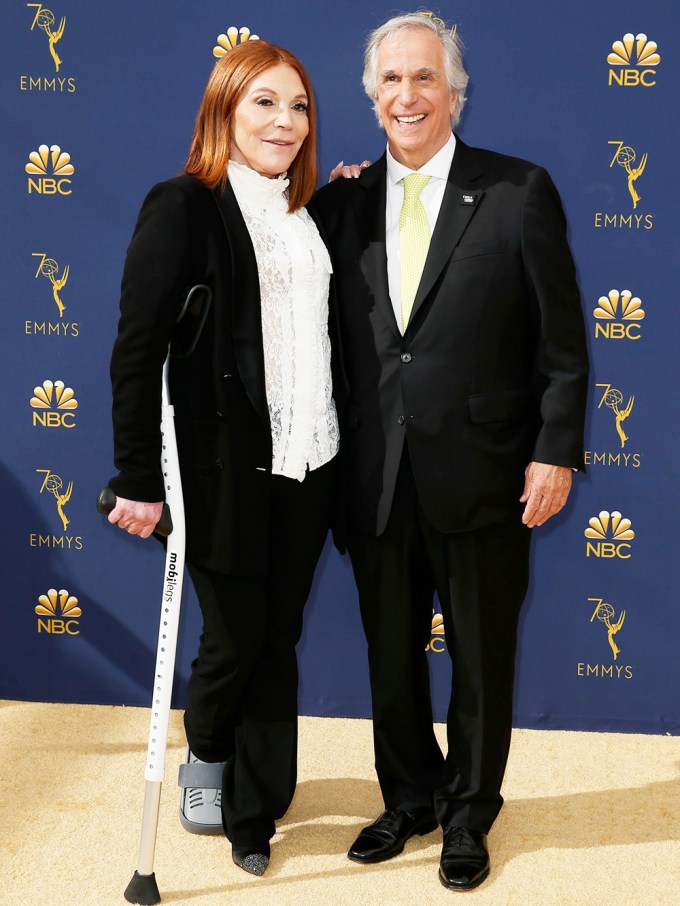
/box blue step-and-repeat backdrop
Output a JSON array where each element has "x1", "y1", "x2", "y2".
[{"x1": 2, "y1": 1, "x2": 679, "y2": 734}]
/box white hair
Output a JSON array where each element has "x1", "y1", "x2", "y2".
[{"x1": 362, "y1": 13, "x2": 469, "y2": 127}]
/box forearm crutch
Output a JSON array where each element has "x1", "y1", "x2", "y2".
[{"x1": 99, "y1": 284, "x2": 211, "y2": 905}]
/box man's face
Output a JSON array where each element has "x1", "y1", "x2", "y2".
[{"x1": 375, "y1": 27, "x2": 457, "y2": 170}]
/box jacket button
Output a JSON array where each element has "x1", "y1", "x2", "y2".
[
  {"x1": 222, "y1": 373, "x2": 233, "y2": 379},
  {"x1": 216, "y1": 410, "x2": 224, "y2": 420},
  {"x1": 215, "y1": 458, "x2": 224, "y2": 470},
  {"x1": 397, "y1": 415, "x2": 405, "y2": 425},
  {"x1": 400, "y1": 352, "x2": 412, "y2": 363}
]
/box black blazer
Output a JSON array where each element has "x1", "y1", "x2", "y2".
[
  {"x1": 110, "y1": 175, "x2": 340, "y2": 574},
  {"x1": 310, "y1": 139, "x2": 589, "y2": 537}
]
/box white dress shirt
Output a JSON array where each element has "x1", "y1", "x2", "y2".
[
  {"x1": 386, "y1": 132, "x2": 457, "y2": 332},
  {"x1": 228, "y1": 160, "x2": 339, "y2": 481}
]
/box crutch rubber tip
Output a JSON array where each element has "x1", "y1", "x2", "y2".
[{"x1": 124, "y1": 871, "x2": 161, "y2": 905}]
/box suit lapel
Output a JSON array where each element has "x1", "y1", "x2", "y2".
[
  {"x1": 357, "y1": 156, "x2": 401, "y2": 337},
  {"x1": 212, "y1": 183, "x2": 269, "y2": 425},
  {"x1": 407, "y1": 139, "x2": 485, "y2": 330}
]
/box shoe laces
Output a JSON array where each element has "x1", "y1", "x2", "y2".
[
  {"x1": 380, "y1": 808, "x2": 407, "y2": 827},
  {"x1": 445, "y1": 826, "x2": 468, "y2": 847}
]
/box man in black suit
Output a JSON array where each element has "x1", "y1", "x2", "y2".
[{"x1": 310, "y1": 13, "x2": 588, "y2": 891}]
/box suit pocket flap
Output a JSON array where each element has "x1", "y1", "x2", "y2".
[
  {"x1": 468, "y1": 388, "x2": 530, "y2": 423},
  {"x1": 452, "y1": 239, "x2": 506, "y2": 261}
]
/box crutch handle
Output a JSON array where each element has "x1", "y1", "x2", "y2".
[{"x1": 96, "y1": 486, "x2": 173, "y2": 537}]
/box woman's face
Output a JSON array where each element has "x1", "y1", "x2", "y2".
[{"x1": 230, "y1": 63, "x2": 310, "y2": 178}]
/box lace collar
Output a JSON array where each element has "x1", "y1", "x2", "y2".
[{"x1": 227, "y1": 159, "x2": 289, "y2": 210}]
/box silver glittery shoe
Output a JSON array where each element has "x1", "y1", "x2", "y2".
[{"x1": 232, "y1": 848, "x2": 270, "y2": 876}]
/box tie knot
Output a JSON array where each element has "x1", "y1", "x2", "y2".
[{"x1": 402, "y1": 173, "x2": 430, "y2": 200}]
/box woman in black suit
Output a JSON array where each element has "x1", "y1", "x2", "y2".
[{"x1": 107, "y1": 40, "x2": 338, "y2": 876}]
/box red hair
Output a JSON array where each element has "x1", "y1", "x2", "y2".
[{"x1": 185, "y1": 41, "x2": 317, "y2": 212}]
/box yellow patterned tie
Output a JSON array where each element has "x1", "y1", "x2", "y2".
[{"x1": 399, "y1": 173, "x2": 431, "y2": 332}]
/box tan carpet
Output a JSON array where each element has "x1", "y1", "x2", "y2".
[{"x1": 0, "y1": 700, "x2": 679, "y2": 905}]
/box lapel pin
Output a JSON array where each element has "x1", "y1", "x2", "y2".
[{"x1": 461, "y1": 194, "x2": 476, "y2": 205}]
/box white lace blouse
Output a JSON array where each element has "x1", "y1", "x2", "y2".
[{"x1": 227, "y1": 160, "x2": 339, "y2": 481}]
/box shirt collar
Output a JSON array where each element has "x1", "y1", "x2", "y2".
[{"x1": 386, "y1": 132, "x2": 456, "y2": 186}]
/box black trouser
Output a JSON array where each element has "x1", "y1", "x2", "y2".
[
  {"x1": 348, "y1": 450, "x2": 531, "y2": 833},
  {"x1": 184, "y1": 458, "x2": 335, "y2": 848}
]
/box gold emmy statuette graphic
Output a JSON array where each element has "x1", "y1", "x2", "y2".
[
  {"x1": 416, "y1": 11, "x2": 457, "y2": 36},
  {"x1": 213, "y1": 26, "x2": 260, "y2": 58},
  {"x1": 33, "y1": 252, "x2": 68, "y2": 316},
  {"x1": 609, "y1": 141, "x2": 647, "y2": 209},
  {"x1": 27, "y1": 3, "x2": 65, "y2": 72},
  {"x1": 590, "y1": 599, "x2": 625, "y2": 661},
  {"x1": 37, "y1": 468, "x2": 72, "y2": 530},
  {"x1": 596, "y1": 383, "x2": 634, "y2": 449}
]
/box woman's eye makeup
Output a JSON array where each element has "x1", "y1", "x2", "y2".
[{"x1": 253, "y1": 96, "x2": 308, "y2": 112}]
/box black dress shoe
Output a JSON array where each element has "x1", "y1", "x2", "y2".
[
  {"x1": 348, "y1": 808, "x2": 438, "y2": 863},
  {"x1": 232, "y1": 845, "x2": 270, "y2": 876},
  {"x1": 439, "y1": 826, "x2": 490, "y2": 890}
]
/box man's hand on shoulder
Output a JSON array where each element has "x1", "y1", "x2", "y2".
[
  {"x1": 328, "y1": 160, "x2": 372, "y2": 182},
  {"x1": 520, "y1": 462, "x2": 573, "y2": 528}
]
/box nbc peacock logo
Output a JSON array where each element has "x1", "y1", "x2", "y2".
[
  {"x1": 607, "y1": 33, "x2": 660, "y2": 87},
  {"x1": 584, "y1": 511, "x2": 635, "y2": 559},
  {"x1": 26, "y1": 144, "x2": 74, "y2": 195},
  {"x1": 30, "y1": 379, "x2": 78, "y2": 428},
  {"x1": 35, "y1": 587, "x2": 81, "y2": 635},
  {"x1": 426, "y1": 610, "x2": 446, "y2": 654},
  {"x1": 213, "y1": 26, "x2": 259, "y2": 58},
  {"x1": 593, "y1": 289, "x2": 645, "y2": 341}
]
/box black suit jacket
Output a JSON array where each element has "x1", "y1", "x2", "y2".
[
  {"x1": 310, "y1": 139, "x2": 589, "y2": 537},
  {"x1": 110, "y1": 174, "x2": 327, "y2": 574}
]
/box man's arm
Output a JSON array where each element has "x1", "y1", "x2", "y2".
[{"x1": 520, "y1": 167, "x2": 589, "y2": 526}]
